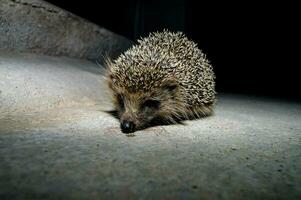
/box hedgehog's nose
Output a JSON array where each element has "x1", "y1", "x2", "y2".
[{"x1": 121, "y1": 120, "x2": 136, "y2": 133}]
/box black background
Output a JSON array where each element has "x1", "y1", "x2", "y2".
[{"x1": 46, "y1": 0, "x2": 299, "y2": 100}]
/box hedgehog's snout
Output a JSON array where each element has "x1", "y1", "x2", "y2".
[{"x1": 120, "y1": 120, "x2": 136, "y2": 133}]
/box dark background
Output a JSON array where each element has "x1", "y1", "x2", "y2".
[{"x1": 46, "y1": 0, "x2": 299, "y2": 100}]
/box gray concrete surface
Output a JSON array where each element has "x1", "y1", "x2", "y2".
[
  {"x1": 0, "y1": 0, "x2": 132, "y2": 63},
  {"x1": 1, "y1": 53, "x2": 301, "y2": 199}
]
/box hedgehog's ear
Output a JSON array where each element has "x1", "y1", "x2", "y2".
[{"x1": 162, "y1": 79, "x2": 178, "y2": 92}]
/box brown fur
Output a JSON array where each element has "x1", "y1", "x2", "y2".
[{"x1": 106, "y1": 30, "x2": 216, "y2": 132}]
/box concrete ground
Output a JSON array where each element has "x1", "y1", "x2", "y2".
[{"x1": 0, "y1": 52, "x2": 300, "y2": 199}]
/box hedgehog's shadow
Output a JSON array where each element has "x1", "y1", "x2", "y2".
[{"x1": 105, "y1": 110, "x2": 209, "y2": 132}]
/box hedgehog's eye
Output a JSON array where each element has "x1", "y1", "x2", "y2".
[
  {"x1": 117, "y1": 94, "x2": 124, "y2": 109},
  {"x1": 141, "y1": 99, "x2": 160, "y2": 109},
  {"x1": 163, "y1": 83, "x2": 177, "y2": 92}
]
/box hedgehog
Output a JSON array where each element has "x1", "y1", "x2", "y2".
[{"x1": 106, "y1": 30, "x2": 216, "y2": 133}]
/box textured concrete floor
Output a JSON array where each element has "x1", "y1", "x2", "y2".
[{"x1": 0, "y1": 53, "x2": 301, "y2": 199}]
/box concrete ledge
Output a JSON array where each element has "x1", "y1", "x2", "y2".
[{"x1": 0, "y1": 0, "x2": 132, "y2": 63}]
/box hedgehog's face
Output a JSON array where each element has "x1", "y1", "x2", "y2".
[{"x1": 107, "y1": 74, "x2": 180, "y2": 133}]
